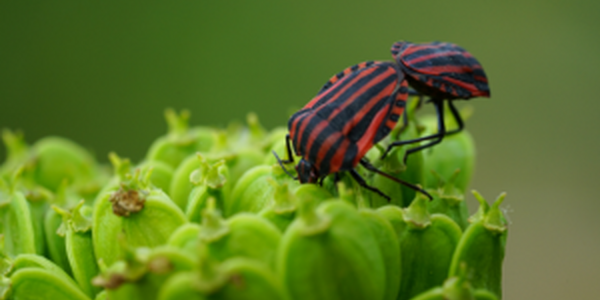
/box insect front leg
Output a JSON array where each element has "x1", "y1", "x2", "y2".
[{"x1": 272, "y1": 134, "x2": 298, "y2": 180}]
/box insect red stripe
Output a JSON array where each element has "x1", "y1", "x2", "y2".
[
  {"x1": 304, "y1": 66, "x2": 379, "y2": 109},
  {"x1": 303, "y1": 120, "x2": 329, "y2": 161},
  {"x1": 315, "y1": 131, "x2": 341, "y2": 171},
  {"x1": 295, "y1": 112, "x2": 318, "y2": 155},
  {"x1": 354, "y1": 105, "x2": 391, "y2": 165},
  {"x1": 341, "y1": 80, "x2": 396, "y2": 135},
  {"x1": 330, "y1": 138, "x2": 351, "y2": 173},
  {"x1": 327, "y1": 67, "x2": 396, "y2": 122}
]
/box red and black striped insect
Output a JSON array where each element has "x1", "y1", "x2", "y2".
[
  {"x1": 273, "y1": 61, "x2": 431, "y2": 201},
  {"x1": 382, "y1": 41, "x2": 490, "y2": 160}
]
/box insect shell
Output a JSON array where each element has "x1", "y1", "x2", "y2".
[
  {"x1": 391, "y1": 41, "x2": 490, "y2": 100},
  {"x1": 270, "y1": 60, "x2": 406, "y2": 183}
]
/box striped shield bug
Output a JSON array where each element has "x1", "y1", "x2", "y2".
[
  {"x1": 382, "y1": 41, "x2": 490, "y2": 161},
  {"x1": 273, "y1": 61, "x2": 431, "y2": 201}
]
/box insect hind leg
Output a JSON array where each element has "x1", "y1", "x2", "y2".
[
  {"x1": 359, "y1": 159, "x2": 432, "y2": 200},
  {"x1": 349, "y1": 169, "x2": 391, "y2": 202}
]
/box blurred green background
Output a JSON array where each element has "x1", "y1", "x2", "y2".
[{"x1": 1, "y1": 1, "x2": 599, "y2": 298}]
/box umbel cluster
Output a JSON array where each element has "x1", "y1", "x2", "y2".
[
  {"x1": 1, "y1": 41, "x2": 505, "y2": 300},
  {"x1": 0, "y1": 107, "x2": 506, "y2": 300}
]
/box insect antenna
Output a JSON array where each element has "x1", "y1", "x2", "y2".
[{"x1": 272, "y1": 151, "x2": 298, "y2": 180}]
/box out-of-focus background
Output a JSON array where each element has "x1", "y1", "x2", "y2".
[{"x1": 1, "y1": 1, "x2": 599, "y2": 298}]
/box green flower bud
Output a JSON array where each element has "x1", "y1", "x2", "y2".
[
  {"x1": 28, "y1": 136, "x2": 98, "y2": 192},
  {"x1": 167, "y1": 223, "x2": 201, "y2": 254},
  {"x1": 377, "y1": 195, "x2": 462, "y2": 300},
  {"x1": 186, "y1": 157, "x2": 229, "y2": 223},
  {"x1": 22, "y1": 186, "x2": 52, "y2": 256},
  {"x1": 0, "y1": 129, "x2": 29, "y2": 180},
  {"x1": 258, "y1": 180, "x2": 331, "y2": 232},
  {"x1": 146, "y1": 109, "x2": 217, "y2": 169},
  {"x1": 408, "y1": 264, "x2": 499, "y2": 300},
  {"x1": 226, "y1": 165, "x2": 299, "y2": 217},
  {"x1": 92, "y1": 163, "x2": 187, "y2": 267},
  {"x1": 158, "y1": 257, "x2": 288, "y2": 300},
  {"x1": 94, "y1": 290, "x2": 108, "y2": 300},
  {"x1": 93, "y1": 245, "x2": 195, "y2": 300},
  {"x1": 4, "y1": 254, "x2": 88, "y2": 300},
  {"x1": 278, "y1": 199, "x2": 386, "y2": 300},
  {"x1": 199, "y1": 199, "x2": 281, "y2": 268},
  {"x1": 170, "y1": 153, "x2": 233, "y2": 211},
  {"x1": 54, "y1": 200, "x2": 101, "y2": 297},
  {"x1": 426, "y1": 170, "x2": 470, "y2": 230},
  {"x1": 358, "y1": 208, "x2": 401, "y2": 300},
  {"x1": 258, "y1": 179, "x2": 297, "y2": 232},
  {"x1": 0, "y1": 188, "x2": 36, "y2": 257},
  {"x1": 43, "y1": 181, "x2": 82, "y2": 275},
  {"x1": 5, "y1": 268, "x2": 91, "y2": 300},
  {"x1": 10, "y1": 254, "x2": 75, "y2": 285},
  {"x1": 135, "y1": 160, "x2": 174, "y2": 194},
  {"x1": 449, "y1": 191, "x2": 508, "y2": 299}
]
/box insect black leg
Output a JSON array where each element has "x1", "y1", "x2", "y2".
[
  {"x1": 280, "y1": 134, "x2": 295, "y2": 164},
  {"x1": 272, "y1": 134, "x2": 298, "y2": 180},
  {"x1": 381, "y1": 99, "x2": 446, "y2": 160},
  {"x1": 359, "y1": 159, "x2": 432, "y2": 200},
  {"x1": 444, "y1": 100, "x2": 464, "y2": 136},
  {"x1": 401, "y1": 99, "x2": 446, "y2": 162},
  {"x1": 349, "y1": 169, "x2": 391, "y2": 202},
  {"x1": 318, "y1": 176, "x2": 325, "y2": 187}
]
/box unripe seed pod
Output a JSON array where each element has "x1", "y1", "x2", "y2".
[
  {"x1": 278, "y1": 199, "x2": 386, "y2": 300},
  {"x1": 28, "y1": 136, "x2": 98, "y2": 192},
  {"x1": 170, "y1": 153, "x2": 233, "y2": 211},
  {"x1": 146, "y1": 109, "x2": 217, "y2": 169},
  {"x1": 6, "y1": 268, "x2": 92, "y2": 300},
  {"x1": 92, "y1": 164, "x2": 187, "y2": 267},
  {"x1": 43, "y1": 181, "x2": 82, "y2": 275},
  {"x1": 167, "y1": 223, "x2": 201, "y2": 254},
  {"x1": 54, "y1": 200, "x2": 101, "y2": 298},
  {"x1": 135, "y1": 160, "x2": 174, "y2": 194},
  {"x1": 0, "y1": 188, "x2": 36, "y2": 258},
  {"x1": 420, "y1": 106, "x2": 475, "y2": 193},
  {"x1": 259, "y1": 182, "x2": 331, "y2": 233},
  {"x1": 200, "y1": 199, "x2": 281, "y2": 268},
  {"x1": 186, "y1": 157, "x2": 229, "y2": 223},
  {"x1": 94, "y1": 245, "x2": 196, "y2": 300},
  {"x1": 0, "y1": 276, "x2": 9, "y2": 299},
  {"x1": 227, "y1": 165, "x2": 299, "y2": 217},
  {"x1": 158, "y1": 255, "x2": 288, "y2": 300},
  {"x1": 449, "y1": 191, "x2": 508, "y2": 299},
  {"x1": 0, "y1": 129, "x2": 29, "y2": 180},
  {"x1": 405, "y1": 264, "x2": 499, "y2": 300},
  {"x1": 377, "y1": 194, "x2": 462, "y2": 300},
  {"x1": 358, "y1": 208, "x2": 401, "y2": 300},
  {"x1": 9, "y1": 253, "x2": 77, "y2": 288},
  {"x1": 94, "y1": 290, "x2": 108, "y2": 300},
  {"x1": 426, "y1": 170, "x2": 470, "y2": 230},
  {"x1": 23, "y1": 186, "x2": 52, "y2": 256}
]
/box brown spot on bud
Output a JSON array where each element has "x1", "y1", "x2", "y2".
[
  {"x1": 109, "y1": 186, "x2": 146, "y2": 217},
  {"x1": 229, "y1": 273, "x2": 246, "y2": 289},
  {"x1": 92, "y1": 274, "x2": 127, "y2": 290},
  {"x1": 148, "y1": 256, "x2": 173, "y2": 274}
]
